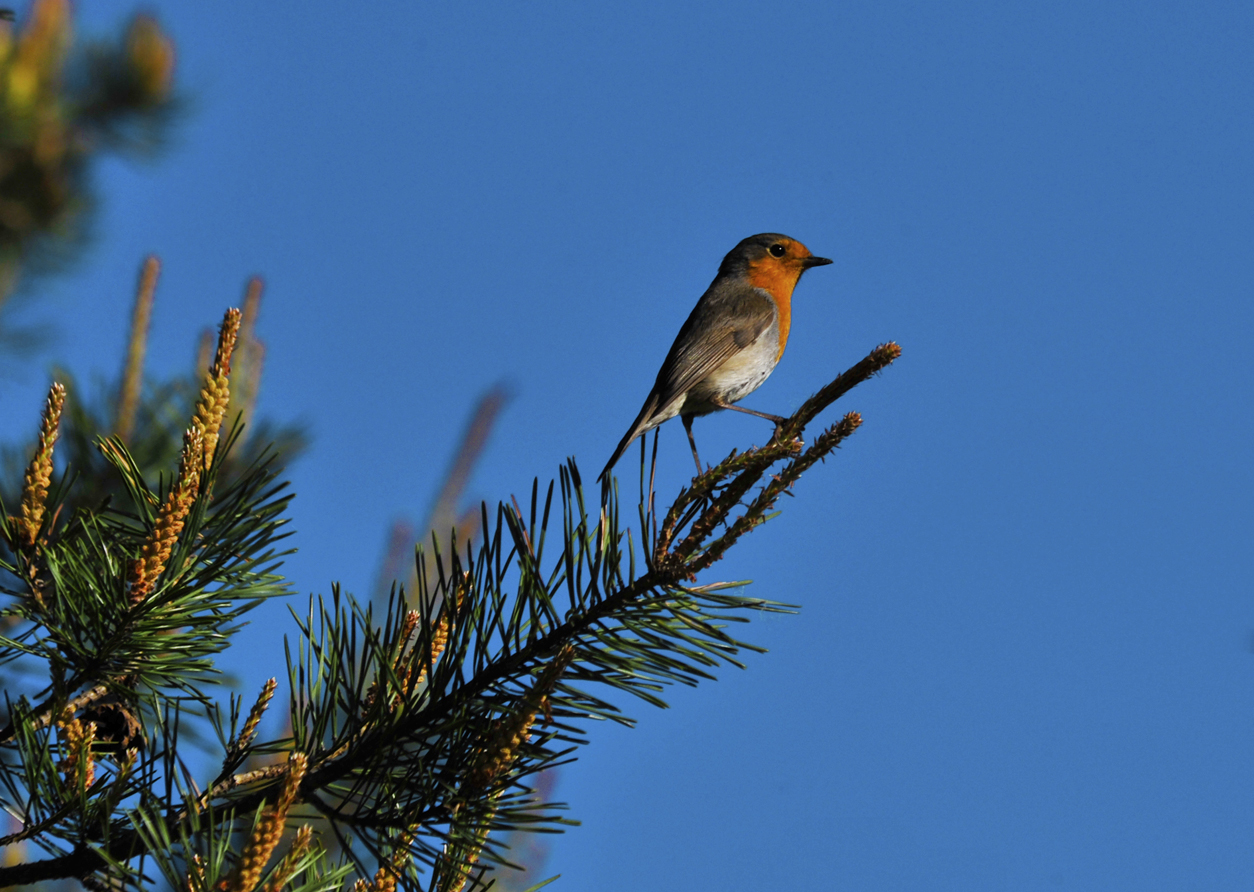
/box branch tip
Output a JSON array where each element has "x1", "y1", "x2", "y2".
[
  {"x1": 129, "y1": 425, "x2": 204, "y2": 602},
  {"x1": 191, "y1": 306, "x2": 242, "y2": 470},
  {"x1": 116, "y1": 255, "x2": 160, "y2": 443},
  {"x1": 18, "y1": 381, "x2": 67, "y2": 548}
]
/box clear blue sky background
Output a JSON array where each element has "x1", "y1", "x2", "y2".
[{"x1": 3, "y1": 2, "x2": 1252, "y2": 889}]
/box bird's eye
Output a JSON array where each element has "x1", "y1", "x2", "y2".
[{"x1": 769, "y1": 244, "x2": 786, "y2": 257}]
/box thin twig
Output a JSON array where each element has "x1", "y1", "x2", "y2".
[{"x1": 116, "y1": 256, "x2": 160, "y2": 444}]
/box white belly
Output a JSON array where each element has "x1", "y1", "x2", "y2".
[{"x1": 673, "y1": 324, "x2": 781, "y2": 417}]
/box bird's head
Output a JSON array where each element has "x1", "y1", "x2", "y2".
[{"x1": 720, "y1": 233, "x2": 833, "y2": 298}]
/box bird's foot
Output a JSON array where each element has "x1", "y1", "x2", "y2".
[{"x1": 768, "y1": 425, "x2": 804, "y2": 450}]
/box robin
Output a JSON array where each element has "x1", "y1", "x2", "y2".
[{"x1": 599, "y1": 233, "x2": 832, "y2": 482}]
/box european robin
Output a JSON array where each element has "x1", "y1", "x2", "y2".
[{"x1": 599, "y1": 233, "x2": 832, "y2": 482}]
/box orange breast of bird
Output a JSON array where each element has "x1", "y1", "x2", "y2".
[{"x1": 744, "y1": 258, "x2": 798, "y2": 362}]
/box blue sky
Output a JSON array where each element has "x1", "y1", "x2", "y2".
[{"x1": 3, "y1": 1, "x2": 1252, "y2": 888}]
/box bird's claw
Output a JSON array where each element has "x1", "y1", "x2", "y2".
[{"x1": 768, "y1": 423, "x2": 802, "y2": 446}]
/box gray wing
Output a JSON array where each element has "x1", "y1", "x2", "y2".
[
  {"x1": 599, "y1": 284, "x2": 775, "y2": 482},
  {"x1": 651, "y1": 286, "x2": 776, "y2": 408}
]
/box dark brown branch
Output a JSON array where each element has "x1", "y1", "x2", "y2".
[
  {"x1": 781, "y1": 341, "x2": 901, "y2": 438},
  {"x1": 0, "y1": 684, "x2": 109, "y2": 744}
]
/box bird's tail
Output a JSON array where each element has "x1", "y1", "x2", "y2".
[{"x1": 598, "y1": 393, "x2": 661, "y2": 484}]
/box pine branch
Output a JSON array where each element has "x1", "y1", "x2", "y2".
[{"x1": 0, "y1": 342, "x2": 899, "y2": 888}]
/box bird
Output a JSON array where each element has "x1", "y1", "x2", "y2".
[{"x1": 599, "y1": 232, "x2": 832, "y2": 482}]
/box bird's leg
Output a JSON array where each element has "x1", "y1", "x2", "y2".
[
  {"x1": 712, "y1": 399, "x2": 791, "y2": 443},
  {"x1": 681, "y1": 414, "x2": 703, "y2": 476},
  {"x1": 648, "y1": 429, "x2": 659, "y2": 524}
]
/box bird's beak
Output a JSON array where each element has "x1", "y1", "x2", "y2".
[{"x1": 802, "y1": 255, "x2": 834, "y2": 268}]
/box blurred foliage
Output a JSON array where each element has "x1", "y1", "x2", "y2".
[
  {"x1": 0, "y1": 0, "x2": 176, "y2": 352},
  {"x1": 373, "y1": 387, "x2": 510, "y2": 607},
  {"x1": 0, "y1": 261, "x2": 307, "y2": 531}
]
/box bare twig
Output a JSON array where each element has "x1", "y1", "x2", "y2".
[{"x1": 115, "y1": 256, "x2": 160, "y2": 444}]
